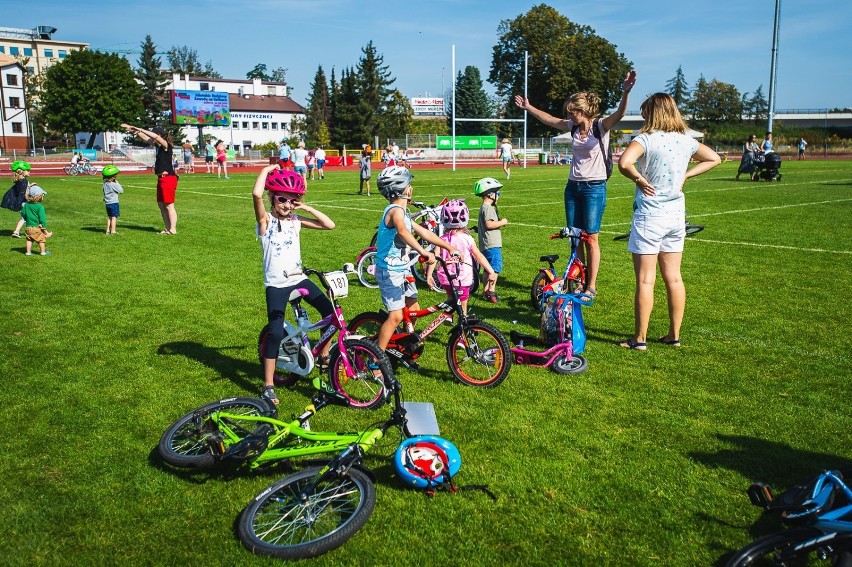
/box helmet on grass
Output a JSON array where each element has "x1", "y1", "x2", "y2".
[
  {"x1": 265, "y1": 169, "x2": 306, "y2": 195},
  {"x1": 102, "y1": 165, "x2": 120, "y2": 178},
  {"x1": 10, "y1": 161, "x2": 31, "y2": 173},
  {"x1": 473, "y1": 177, "x2": 503, "y2": 197},
  {"x1": 377, "y1": 166, "x2": 412, "y2": 200},
  {"x1": 440, "y1": 199, "x2": 469, "y2": 229},
  {"x1": 394, "y1": 435, "x2": 461, "y2": 489}
]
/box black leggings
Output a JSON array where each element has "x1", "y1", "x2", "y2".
[{"x1": 263, "y1": 280, "x2": 334, "y2": 359}]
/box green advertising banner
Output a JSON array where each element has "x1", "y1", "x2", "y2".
[{"x1": 436, "y1": 136, "x2": 497, "y2": 150}]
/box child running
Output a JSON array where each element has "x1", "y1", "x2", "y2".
[
  {"x1": 474, "y1": 177, "x2": 508, "y2": 303},
  {"x1": 373, "y1": 166, "x2": 459, "y2": 360},
  {"x1": 20, "y1": 185, "x2": 53, "y2": 256},
  {"x1": 253, "y1": 165, "x2": 336, "y2": 404},
  {"x1": 426, "y1": 199, "x2": 496, "y2": 315},
  {"x1": 2, "y1": 160, "x2": 31, "y2": 238},
  {"x1": 102, "y1": 165, "x2": 123, "y2": 234}
]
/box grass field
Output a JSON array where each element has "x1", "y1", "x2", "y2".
[{"x1": 2, "y1": 159, "x2": 850, "y2": 566}]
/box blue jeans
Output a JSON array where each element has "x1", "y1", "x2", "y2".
[{"x1": 564, "y1": 180, "x2": 607, "y2": 233}]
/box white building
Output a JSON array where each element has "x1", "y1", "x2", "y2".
[
  {"x1": 0, "y1": 25, "x2": 87, "y2": 78},
  {"x1": 0, "y1": 53, "x2": 28, "y2": 152}
]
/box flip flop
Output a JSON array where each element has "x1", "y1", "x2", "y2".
[
  {"x1": 618, "y1": 339, "x2": 647, "y2": 351},
  {"x1": 658, "y1": 336, "x2": 681, "y2": 347}
]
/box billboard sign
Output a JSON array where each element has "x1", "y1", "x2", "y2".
[
  {"x1": 411, "y1": 97, "x2": 445, "y2": 116},
  {"x1": 170, "y1": 90, "x2": 230, "y2": 126},
  {"x1": 436, "y1": 135, "x2": 497, "y2": 150}
]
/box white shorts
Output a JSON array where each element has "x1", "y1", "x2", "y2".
[
  {"x1": 376, "y1": 268, "x2": 418, "y2": 311},
  {"x1": 628, "y1": 213, "x2": 686, "y2": 254}
]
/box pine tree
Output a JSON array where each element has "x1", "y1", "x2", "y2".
[
  {"x1": 305, "y1": 66, "x2": 331, "y2": 147},
  {"x1": 447, "y1": 66, "x2": 494, "y2": 136},
  {"x1": 136, "y1": 35, "x2": 169, "y2": 127},
  {"x1": 665, "y1": 66, "x2": 690, "y2": 109},
  {"x1": 354, "y1": 41, "x2": 395, "y2": 144}
]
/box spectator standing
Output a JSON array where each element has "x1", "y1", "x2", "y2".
[
  {"x1": 122, "y1": 123, "x2": 179, "y2": 234},
  {"x1": 736, "y1": 134, "x2": 760, "y2": 180},
  {"x1": 307, "y1": 150, "x2": 316, "y2": 180},
  {"x1": 499, "y1": 138, "x2": 513, "y2": 179},
  {"x1": 315, "y1": 146, "x2": 326, "y2": 179},
  {"x1": 798, "y1": 137, "x2": 808, "y2": 160},
  {"x1": 513, "y1": 70, "x2": 636, "y2": 300},
  {"x1": 291, "y1": 141, "x2": 308, "y2": 183},
  {"x1": 359, "y1": 150, "x2": 372, "y2": 196},
  {"x1": 215, "y1": 139, "x2": 229, "y2": 179},
  {"x1": 761, "y1": 132, "x2": 774, "y2": 154},
  {"x1": 2, "y1": 160, "x2": 31, "y2": 238},
  {"x1": 204, "y1": 139, "x2": 215, "y2": 173},
  {"x1": 181, "y1": 140, "x2": 194, "y2": 173},
  {"x1": 278, "y1": 139, "x2": 292, "y2": 169}
]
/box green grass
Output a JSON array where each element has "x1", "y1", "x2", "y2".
[{"x1": 2, "y1": 160, "x2": 851, "y2": 565}]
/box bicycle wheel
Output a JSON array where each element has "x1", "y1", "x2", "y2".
[
  {"x1": 158, "y1": 397, "x2": 273, "y2": 468},
  {"x1": 724, "y1": 527, "x2": 835, "y2": 567},
  {"x1": 63, "y1": 165, "x2": 73, "y2": 175},
  {"x1": 412, "y1": 259, "x2": 445, "y2": 293},
  {"x1": 87, "y1": 165, "x2": 97, "y2": 175},
  {"x1": 447, "y1": 321, "x2": 511, "y2": 387},
  {"x1": 530, "y1": 271, "x2": 550, "y2": 309},
  {"x1": 613, "y1": 231, "x2": 631, "y2": 241},
  {"x1": 347, "y1": 311, "x2": 387, "y2": 339},
  {"x1": 257, "y1": 324, "x2": 300, "y2": 388},
  {"x1": 551, "y1": 354, "x2": 588, "y2": 375},
  {"x1": 356, "y1": 250, "x2": 379, "y2": 288},
  {"x1": 238, "y1": 466, "x2": 376, "y2": 560},
  {"x1": 327, "y1": 337, "x2": 390, "y2": 409},
  {"x1": 684, "y1": 222, "x2": 705, "y2": 237}
]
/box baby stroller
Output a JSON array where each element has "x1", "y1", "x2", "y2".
[{"x1": 751, "y1": 152, "x2": 782, "y2": 182}]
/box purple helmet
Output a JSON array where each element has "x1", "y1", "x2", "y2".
[
  {"x1": 265, "y1": 169, "x2": 306, "y2": 195},
  {"x1": 440, "y1": 199, "x2": 469, "y2": 229}
]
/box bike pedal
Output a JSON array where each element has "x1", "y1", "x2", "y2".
[{"x1": 747, "y1": 482, "x2": 774, "y2": 508}]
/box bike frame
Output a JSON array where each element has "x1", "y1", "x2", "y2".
[
  {"x1": 537, "y1": 228, "x2": 590, "y2": 304},
  {"x1": 509, "y1": 342, "x2": 574, "y2": 368}
]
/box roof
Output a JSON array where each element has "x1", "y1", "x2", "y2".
[
  {"x1": 229, "y1": 94, "x2": 304, "y2": 113},
  {"x1": 0, "y1": 54, "x2": 23, "y2": 68},
  {"x1": 188, "y1": 75, "x2": 287, "y2": 86}
]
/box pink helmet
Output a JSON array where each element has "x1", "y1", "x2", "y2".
[
  {"x1": 265, "y1": 169, "x2": 306, "y2": 195},
  {"x1": 440, "y1": 199, "x2": 469, "y2": 229}
]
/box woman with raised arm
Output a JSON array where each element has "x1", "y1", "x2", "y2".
[
  {"x1": 514, "y1": 70, "x2": 636, "y2": 299},
  {"x1": 122, "y1": 123, "x2": 179, "y2": 234},
  {"x1": 616, "y1": 93, "x2": 721, "y2": 351}
]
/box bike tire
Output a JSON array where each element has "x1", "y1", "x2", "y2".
[
  {"x1": 327, "y1": 337, "x2": 391, "y2": 409},
  {"x1": 724, "y1": 527, "x2": 836, "y2": 567},
  {"x1": 530, "y1": 271, "x2": 551, "y2": 310},
  {"x1": 63, "y1": 165, "x2": 73, "y2": 175},
  {"x1": 356, "y1": 250, "x2": 379, "y2": 288},
  {"x1": 238, "y1": 466, "x2": 376, "y2": 560},
  {"x1": 347, "y1": 311, "x2": 387, "y2": 339},
  {"x1": 257, "y1": 324, "x2": 300, "y2": 388},
  {"x1": 613, "y1": 231, "x2": 631, "y2": 242},
  {"x1": 158, "y1": 397, "x2": 274, "y2": 468},
  {"x1": 551, "y1": 354, "x2": 588, "y2": 375},
  {"x1": 447, "y1": 321, "x2": 512, "y2": 387},
  {"x1": 684, "y1": 223, "x2": 705, "y2": 237},
  {"x1": 87, "y1": 166, "x2": 97, "y2": 175}
]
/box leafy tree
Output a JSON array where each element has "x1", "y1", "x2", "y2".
[
  {"x1": 748, "y1": 85, "x2": 768, "y2": 123},
  {"x1": 167, "y1": 46, "x2": 220, "y2": 78},
  {"x1": 304, "y1": 65, "x2": 331, "y2": 147},
  {"x1": 686, "y1": 76, "x2": 743, "y2": 126},
  {"x1": 41, "y1": 49, "x2": 144, "y2": 148},
  {"x1": 489, "y1": 4, "x2": 632, "y2": 137},
  {"x1": 246, "y1": 63, "x2": 269, "y2": 80},
  {"x1": 313, "y1": 121, "x2": 331, "y2": 149},
  {"x1": 446, "y1": 66, "x2": 494, "y2": 135},
  {"x1": 384, "y1": 89, "x2": 414, "y2": 139},
  {"x1": 665, "y1": 65, "x2": 690, "y2": 108},
  {"x1": 135, "y1": 35, "x2": 169, "y2": 127},
  {"x1": 269, "y1": 67, "x2": 287, "y2": 83}
]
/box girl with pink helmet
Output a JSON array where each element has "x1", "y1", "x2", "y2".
[
  {"x1": 252, "y1": 165, "x2": 336, "y2": 405},
  {"x1": 426, "y1": 199, "x2": 496, "y2": 315}
]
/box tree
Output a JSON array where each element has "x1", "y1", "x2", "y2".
[
  {"x1": 270, "y1": 67, "x2": 287, "y2": 83},
  {"x1": 330, "y1": 68, "x2": 359, "y2": 146},
  {"x1": 41, "y1": 50, "x2": 144, "y2": 148},
  {"x1": 353, "y1": 41, "x2": 396, "y2": 144},
  {"x1": 384, "y1": 89, "x2": 414, "y2": 139},
  {"x1": 748, "y1": 85, "x2": 768, "y2": 123},
  {"x1": 304, "y1": 65, "x2": 331, "y2": 147},
  {"x1": 135, "y1": 35, "x2": 169, "y2": 127},
  {"x1": 246, "y1": 63, "x2": 269, "y2": 80},
  {"x1": 489, "y1": 4, "x2": 632, "y2": 137},
  {"x1": 446, "y1": 66, "x2": 494, "y2": 135},
  {"x1": 665, "y1": 65, "x2": 690, "y2": 109},
  {"x1": 686, "y1": 76, "x2": 743, "y2": 126},
  {"x1": 167, "y1": 46, "x2": 220, "y2": 78}
]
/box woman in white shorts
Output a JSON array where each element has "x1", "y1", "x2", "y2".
[{"x1": 616, "y1": 93, "x2": 721, "y2": 350}]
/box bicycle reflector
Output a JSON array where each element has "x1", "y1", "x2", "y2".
[{"x1": 394, "y1": 436, "x2": 461, "y2": 489}]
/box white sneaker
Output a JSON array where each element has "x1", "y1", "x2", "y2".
[{"x1": 40, "y1": 251, "x2": 52, "y2": 256}]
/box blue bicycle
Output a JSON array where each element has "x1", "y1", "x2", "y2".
[{"x1": 725, "y1": 469, "x2": 852, "y2": 566}]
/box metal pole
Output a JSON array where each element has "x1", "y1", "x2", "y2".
[
  {"x1": 452, "y1": 44, "x2": 456, "y2": 172},
  {"x1": 523, "y1": 51, "x2": 528, "y2": 168},
  {"x1": 767, "y1": 0, "x2": 782, "y2": 132}
]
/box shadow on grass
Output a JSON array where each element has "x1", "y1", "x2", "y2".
[
  {"x1": 158, "y1": 341, "x2": 259, "y2": 391},
  {"x1": 147, "y1": 446, "x2": 296, "y2": 483},
  {"x1": 81, "y1": 224, "x2": 160, "y2": 233},
  {"x1": 694, "y1": 435, "x2": 852, "y2": 566}
]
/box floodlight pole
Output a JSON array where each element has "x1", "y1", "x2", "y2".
[
  {"x1": 452, "y1": 44, "x2": 456, "y2": 171},
  {"x1": 767, "y1": 0, "x2": 782, "y2": 132},
  {"x1": 523, "y1": 51, "x2": 528, "y2": 168}
]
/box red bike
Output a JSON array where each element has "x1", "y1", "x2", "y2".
[{"x1": 530, "y1": 227, "x2": 591, "y2": 310}]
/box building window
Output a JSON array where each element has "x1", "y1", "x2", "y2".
[
  {"x1": 280, "y1": 122, "x2": 288, "y2": 131},
  {"x1": 261, "y1": 122, "x2": 269, "y2": 130},
  {"x1": 0, "y1": 46, "x2": 4, "y2": 53},
  {"x1": 25, "y1": 67, "x2": 34, "y2": 75},
  {"x1": 44, "y1": 48, "x2": 53, "y2": 57},
  {"x1": 242, "y1": 121, "x2": 248, "y2": 129},
  {"x1": 252, "y1": 122, "x2": 259, "y2": 129},
  {"x1": 5, "y1": 74, "x2": 17, "y2": 86},
  {"x1": 232, "y1": 122, "x2": 239, "y2": 130},
  {"x1": 11, "y1": 122, "x2": 22, "y2": 133},
  {"x1": 9, "y1": 97, "x2": 20, "y2": 108},
  {"x1": 23, "y1": 48, "x2": 33, "y2": 57},
  {"x1": 200, "y1": 82, "x2": 209, "y2": 91},
  {"x1": 267, "y1": 86, "x2": 276, "y2": 95},
  {"x1": 58, "y1": 50, "x2": 67, "y2": 58},
  {"x1": 10, "y1": 47, "x2": 19, "y2": 56},
  {"x1": 271, "y1": 123, "x2": 278, "y2": 130}
]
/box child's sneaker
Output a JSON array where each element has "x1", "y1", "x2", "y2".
[
  {"x1": 482, "y1": 291, "x2": 499, "y2": 303},
  {"x1": 11, "y1": 232, "x2": 21, "y2": 238},
  {"x1": 40, "y1": 251, "x2": 52, "y2": 256},
  {"x1": 25, "y1": 252, "x2": 33, "y2": 256}
]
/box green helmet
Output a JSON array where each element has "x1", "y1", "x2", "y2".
[
  {"x1": 102, "y1": 165, "x2": 120, "y2": 177},
  {"x1": 473, "y1": 177, "x2": 503, "y2": 197},
  {"x1": 10, "y1": 160, "x2": 31, "y2": 173}
]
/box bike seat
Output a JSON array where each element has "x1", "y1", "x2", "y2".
[
  {"x1": 540, "y1": 254, "x2": 559, "y2": 263},
  {"x1": 509, "y1": 330, "x2": 540, "y2": 346}
]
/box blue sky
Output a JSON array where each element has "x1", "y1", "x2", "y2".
[{"x1": 11, "y1": 0, "x2": 850, "y2": 111}]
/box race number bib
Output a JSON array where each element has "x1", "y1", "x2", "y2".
[{"x1": 325, "y1": 271, "x2": 349, "y2": 299}]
